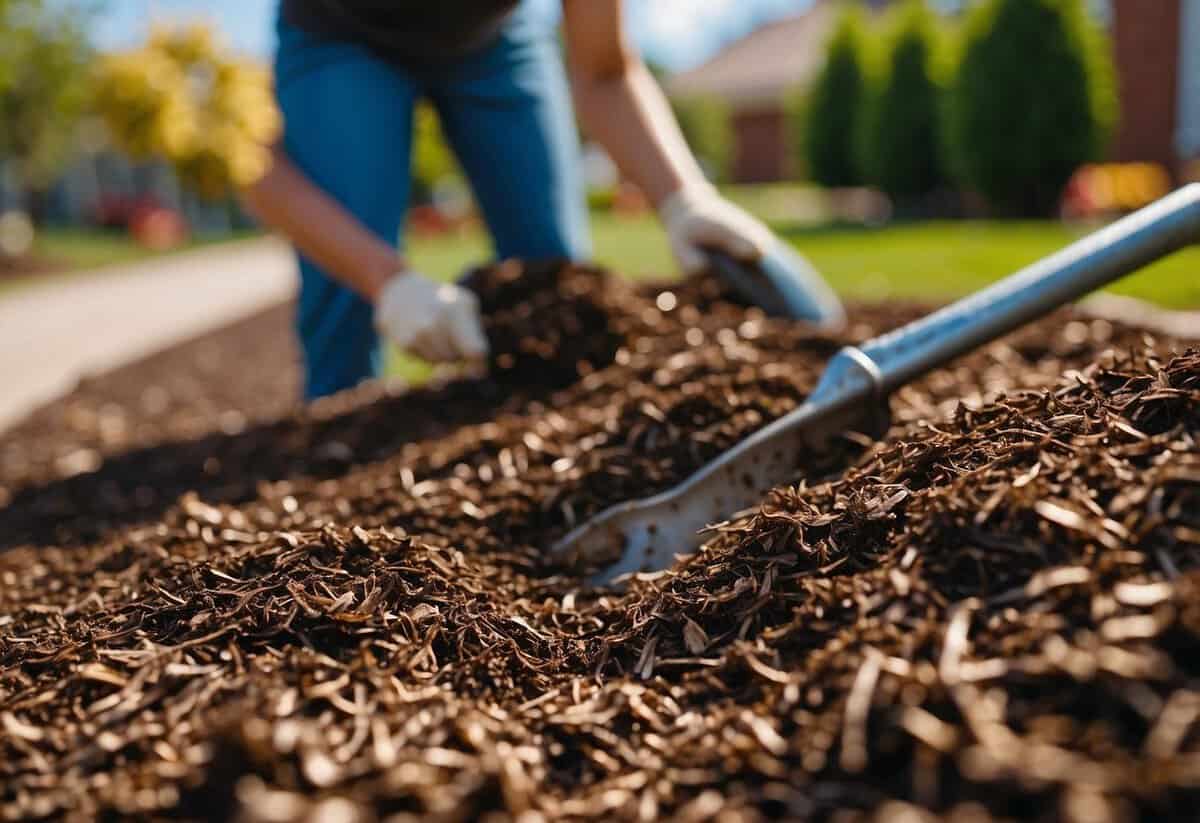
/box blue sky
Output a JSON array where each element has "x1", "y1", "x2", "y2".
[{"x1": 90, "y1": 0, "x2": 816, "y2": 71}]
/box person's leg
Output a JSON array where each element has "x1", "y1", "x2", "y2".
[
  {"x1": 424, "y1": 1, "x2": 592, "y2": 262},
  {"x1": 274, "y1": 22, "x2": 417, "y2": 399}
]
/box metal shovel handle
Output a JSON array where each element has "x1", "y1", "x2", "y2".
[{"x1": 857, "y1": 184, "x2": 1200, "y2": 394}]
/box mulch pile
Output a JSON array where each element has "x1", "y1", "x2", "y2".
[{"x1": 1, "y1": 260, "x2": 1198, "y2": 822}]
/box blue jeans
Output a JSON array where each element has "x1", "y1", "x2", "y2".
[{"x1": 275, "y1": 1, "x2": 591, "y2": 399}]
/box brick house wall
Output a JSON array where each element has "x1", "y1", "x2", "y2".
[
  {"x1": 1178, "y1": 0, "x2": 1200, "y2": 165},
  {"x1": 1111, "y1": 0, "x2": 1182, "y2": 170},
  {"x1": 668, "y1": 3, "x2": 839, "y2": 184},
  {"x1": 731, "y1": 108, "x2": 789, "y2": 184}
]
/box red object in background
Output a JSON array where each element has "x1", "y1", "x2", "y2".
[
  {"x1": 91, "y1": 193, "x2": 162, "y2": 230},
  {"x1": 129, "y1": 206, "x2": 189, "y2": 250},
  {"x1": 407, "y1": 204, "x2": 451, "y2": 237},
  {"x1": 1061, "y1": 163, "x2": 1172, "y2": 219},
  {"x1": 91, "y1": 194, "x2": 189, "y2": 250},
  {"x1": 407, "y1": 203, "x2": 482, "y2": 238}
]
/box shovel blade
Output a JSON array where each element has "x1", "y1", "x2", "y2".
[
  {"x1": 707, "y1": 240, "x2": 845, "y2": 330},
  {"x1": 553, "y1": 387, "x2": 886, "y2": 587}
]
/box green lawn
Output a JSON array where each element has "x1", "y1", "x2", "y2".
[
  {"x1": 14, "y1": 208, "x2": 1196, "y2": 310},
  {"x1": 786, "y1": 221, "x2": 1200, "y2": 308},
  {"x1": 410, "y1": 212, "x2": 1200, "y2": 309},
  {"x1": 391, "y1": 211, "x2": 1198, "y2": 381},
  {"x1": 408, "y1": 211, "x2": 673, "y2": 283},
  {"x1": 34, "y1": 228, "x2": 177, "y2": 269},
  {"x1": 8, "y1": 209, "x2": 1197, "y2": 384}
]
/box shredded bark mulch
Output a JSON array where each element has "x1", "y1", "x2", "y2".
[{"x1": 1, "y1": 260, "x2": 1198, "y2": 822}]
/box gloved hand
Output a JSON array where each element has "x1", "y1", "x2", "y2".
[
  {"x1": 659, "y1": 183, "x2": 775, "y2": 275},
  {"x1": 374, "y1": 271, "x2": 489, "y2": 363}
]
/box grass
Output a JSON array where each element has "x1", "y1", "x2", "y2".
[
  {"x1": 393, "y1": 211, "x2": 1200, "y2": 381},
  {"x1": 8, "y1": 207, "x2": 1196, "y2": 382},
  {"x1": 17, "y1": 201, "x2": 1195, "y2": 310},
  {"x1": 784, "y1": 221, "x2": 1200, "y2": 308},
  {"x1": 408, "y1": 211, "x2": 673, "y2": 283},
  {"x1": 34, "y1": 228, "x2": 179, "y2": 270},
  {"x1": 409, "y1": 213, "x2": 1200, "y2": 308}
]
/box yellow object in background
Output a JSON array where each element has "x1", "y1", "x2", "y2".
[
  {"x1": 92, "y1": 23, "x2": 282, "y2": 200},
  {"x1": 1062, "y1": 163, "x2": 1173, "y2": 218}
]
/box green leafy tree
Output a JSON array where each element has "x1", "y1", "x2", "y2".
[
  {"x1": 672, "y1": 95, "x2": 733, "y2": 183},
  {"x1": 805, "y1": 5, "x2": 870, "y2": 188},
  {"x1": 858, "y1": 0, "x2": 947, "y2": 201},
  {"x1": 0, "y1": 0, "x2": 95, "y2": 198},
  {"x1": 943, "y1": 0, "x2": 1117, "y2": 215},
  {"x1": 785, "y1": 90, "x2": 812, "y2": 181}
]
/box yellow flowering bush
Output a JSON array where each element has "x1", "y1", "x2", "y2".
[{"x1": 93, "y1": 23, "x2": 281, "y2": 198}]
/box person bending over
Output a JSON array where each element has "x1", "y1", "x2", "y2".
[{"x1": 245, "y1": 0, "x2": 774, "y2": 399}]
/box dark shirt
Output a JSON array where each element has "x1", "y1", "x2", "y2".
[{"x1": 281, "y1": 0, "x2": 520, "y2": 61}]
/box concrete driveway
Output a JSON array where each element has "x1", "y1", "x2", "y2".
[{"x1": 0, "y1": 236, "x2": 296, "y2": 432}]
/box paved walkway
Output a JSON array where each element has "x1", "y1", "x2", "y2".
[{"x1": 0, "y1": 237, "x2": 297, "y2": 432}]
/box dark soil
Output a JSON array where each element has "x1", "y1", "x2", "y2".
[{"x1": 1, "y1": 260, "x2": 1198, "y2": 822}]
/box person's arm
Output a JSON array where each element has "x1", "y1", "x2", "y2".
[
  {"x1": 562, "y1": 0, "x2": 773, "y2": 273},
  {"x1": 240, "y1": 146, "x2": 402, "y2": 302},
  {"x1": 562, "y1": 0, "x2": 700, "y2": 207},
  {"x1": 241, "y1": 147, "x2": 487, "y2": 361}
]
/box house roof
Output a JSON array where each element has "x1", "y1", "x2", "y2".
[{"x1": 667, "y1": 2, "x2": 839, "y2": 108}]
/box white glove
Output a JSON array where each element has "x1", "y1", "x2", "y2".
[
  {"x1": 374, "y1": 272, "x2": 489, "y2": 363},
  {"x1": 659, "y1": 183, "x2": 775, "y2": 275}
]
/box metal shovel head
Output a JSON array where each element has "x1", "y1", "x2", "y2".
[
  {"x1": 551, "y1": 362, "x2": 887, "y2": 587},
  {"x1": 707, "y1": 239, "x2": 846, "y2": 330}
]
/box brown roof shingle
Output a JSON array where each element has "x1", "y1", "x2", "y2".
[{"x1": 668, "y1": 1, "x2": 838, "y2": 107}]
